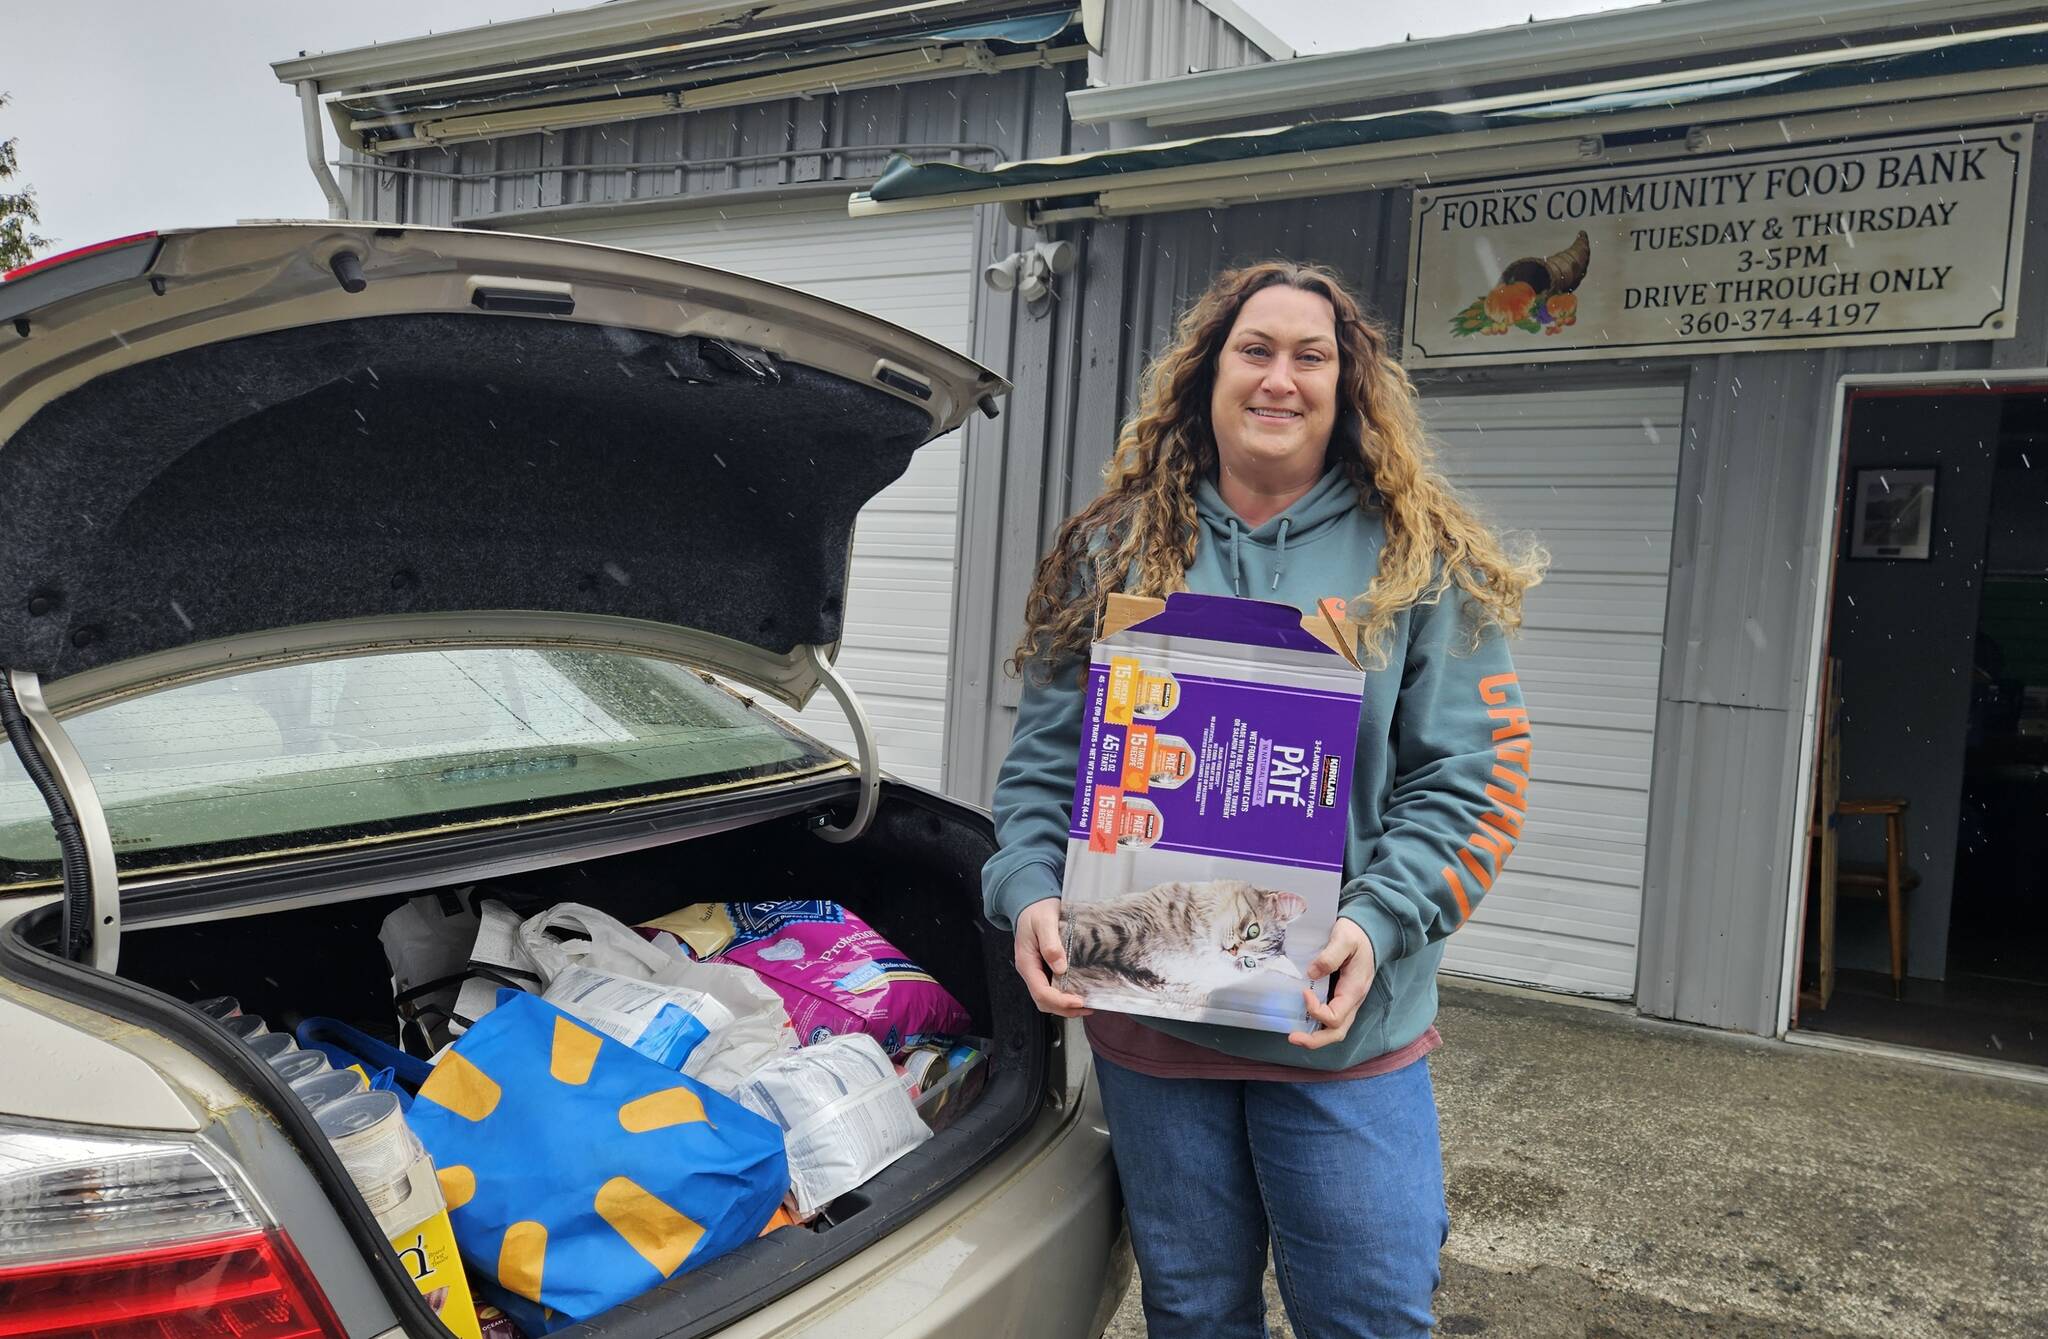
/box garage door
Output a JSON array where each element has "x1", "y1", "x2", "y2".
[
  {"x1": 1422, "y1": 386, "x2": 1683, "y2": 998},
  {"x1": 529, "y1": 201, "x2": 975, "y2": 791}
]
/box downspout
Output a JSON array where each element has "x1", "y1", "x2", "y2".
[{"x1": 297, "y1": 79, "x2": 350, "y2": 219}]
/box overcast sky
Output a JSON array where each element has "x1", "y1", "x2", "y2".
[{"x1": 4, "y1": 0, "x2": 1642, "y2": 257}]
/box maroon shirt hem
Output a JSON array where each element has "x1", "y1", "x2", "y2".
[{"x1": 1084, "y1": 1012, "x2": 1441, "y2": 1082}]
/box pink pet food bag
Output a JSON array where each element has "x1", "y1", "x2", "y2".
[{"x1": 706, "y1": 902, "x2": 969, "y2": 1052}]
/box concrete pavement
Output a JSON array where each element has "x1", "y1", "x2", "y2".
[{"x1": 1102, "y1": 982, "x2": 2048, "y2": 1337}]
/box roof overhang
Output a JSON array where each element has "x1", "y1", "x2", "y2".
[
  {"x1": 1065, "y1": 0, "x2": 2048, "y2": 129},
  {"x1": 274, "y1": 0, "x2": 1092, "y2": 154},
  {"x1": 849, "y1": 23, "x2": 2048, "y2": 225}
]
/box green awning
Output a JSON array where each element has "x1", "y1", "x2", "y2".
[
  {"x1": 335, "y1": 4, "x2": 1080, "y2": 143},
  {"x1": 863, "y1": 25, "x2": 2048, "y2": 207},
  {"x1": 918, "y1": 10, "x2": 1076, "y2": 44}
]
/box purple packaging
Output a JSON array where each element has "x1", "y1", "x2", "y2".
[
  {"x1": 1057, "y1": 592, "x2": 1366, "y2": 1033},
  {"x1": 709, "y1": 902, "x2": 971, "y2": 1053}
]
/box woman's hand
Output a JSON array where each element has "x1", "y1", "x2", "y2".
[
  {"x1": 1013, "y1": 898, "x2": 1093, "y2": 1018},
  {"x1": 1288, "y1": 917, "x2": 1376, "y2": 1049}
]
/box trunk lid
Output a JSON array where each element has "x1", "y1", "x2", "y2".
[{"x1": 0, "y1": 223, "x2": 1006, "y2": 713}]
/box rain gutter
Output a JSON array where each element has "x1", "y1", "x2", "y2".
[
  {"x1": 343, "y1": 141, "x2": 1002, "y2": 228},
  {"x1": 453, "y1": 177, "x2": 885, "y2": 230},
  {"x1": 338, "y1": 142, "x2": 1002, "y2": 186},
  {"x1": 1067, "y1": 0, "x2": 2048, "y2": 128}
]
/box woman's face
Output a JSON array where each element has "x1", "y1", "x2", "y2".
[{"x1": 1208, "y1": 284, "x2": 1341, "y2": 480}]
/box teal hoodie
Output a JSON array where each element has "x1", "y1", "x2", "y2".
[{"x1": 981, "y1": 467, "x2": 1532, "y2": 1071}]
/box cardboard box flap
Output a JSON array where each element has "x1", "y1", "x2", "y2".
[{"x1": 1102, "y1": 591, "x2": 1361, "y2": 668}]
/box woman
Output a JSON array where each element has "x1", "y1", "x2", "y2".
[{"x1": 982, "y1": 261, "x2": 1542, "y2": 1338}]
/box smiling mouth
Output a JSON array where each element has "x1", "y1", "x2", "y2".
[{"x1": 1247, "y1": 407, "x2": 1301, "y2": 420}]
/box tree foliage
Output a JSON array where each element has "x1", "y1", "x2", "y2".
[{"x1": 1, "y1": 92, "x2": 51, "y2": 272}]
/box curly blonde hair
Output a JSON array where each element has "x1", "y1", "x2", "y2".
[{"x1": 1011, "y1": 260, "x2": 1544, "y2": 678}]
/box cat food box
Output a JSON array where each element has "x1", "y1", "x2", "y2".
[{"x1": 1058, "y1": 592, "x2": 1365, "y2": 1033}]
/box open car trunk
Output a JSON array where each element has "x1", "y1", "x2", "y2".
[
  {"x1": 8, "y1": 785, "x2": 1050, "y2": 1339},
  {"x1": 0, "y1": 224, "x2": 1048, "y2": 1336}
]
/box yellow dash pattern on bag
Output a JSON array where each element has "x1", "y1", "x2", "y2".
[
  {"x1": 498, "y1": 1220, "x2": 549, "y2": 1304},
  {"x1": 549, "y1": 1017, "x2": 602, "y2": 1086},
  {"x1": 594, "y1": 1176, "x2": 706, "y2": 1276},
  {"x1": 421, "y1": 1050, "x2": 502, "y2": 1122},
  {"x1": 438, "y1": 1164, "x2": 477, "y2": 1212},
  {"x1": 617, "y1": 1086, "x2": 711, "y2": 1134}
]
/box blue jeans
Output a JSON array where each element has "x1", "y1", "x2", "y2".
[{"x1": 1093, "y1": 1053, "x2": 1448, "y2": 1339}]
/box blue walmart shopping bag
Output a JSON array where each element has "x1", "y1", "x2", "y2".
[{"x1": 407, "y1": 992, "x2": 788, "y2": 1333}]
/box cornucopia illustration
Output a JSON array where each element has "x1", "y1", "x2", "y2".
[{"x1": 1449, "y1": 231, "x2": 1590, "y2": 337}]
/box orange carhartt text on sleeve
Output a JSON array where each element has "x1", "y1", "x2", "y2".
[{"x1": 1442, "y1": 672, "x2": 1532, "y2": 928}]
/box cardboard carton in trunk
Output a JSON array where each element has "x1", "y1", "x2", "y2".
[{"x1": 1058, "y1": 592, "x2": 1366, "y2": 1033}]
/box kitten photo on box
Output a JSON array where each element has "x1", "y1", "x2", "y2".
[{"x1": 1056, "y1": 593, "x2": 1366, "y2": 1034}]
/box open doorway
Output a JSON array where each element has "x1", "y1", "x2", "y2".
[{"x1": 1795, "y1": 384, "x2": 2048, "y2": 1068}]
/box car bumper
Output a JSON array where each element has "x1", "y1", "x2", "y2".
[{"x1": 730, "y1": 1069, "x2": 1125, "y2": 1338}]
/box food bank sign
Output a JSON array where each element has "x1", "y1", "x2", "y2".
[{"x1": 1402, "y1": 125, "x2": 2031, "y2": 366}]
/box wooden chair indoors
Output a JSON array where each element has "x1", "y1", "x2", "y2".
[
  {"x1": 1833, "y1": 798, "x2": 1917, "y2": 999},
  {"x1": 1808, "y1": 658, "x2": 1920, "y2": 1006}
]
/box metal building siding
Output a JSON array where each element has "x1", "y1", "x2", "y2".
[
  {"x1": 1422, "y1": 386, "x2": 1684, "y2": 998},
  {"x1": 945, "y1": 80, "x2": 1104, "y2": 801},
  {"x1": 1633, "y1": 119, "x2": 2046, "y2": 1027},
  {"x1": 524, "y1": 201, "x2": 978, "y2": 791},
  {"x1": 1634, "y1": 337, "x2": 1994, "y2": 1030},
  {"x1": 363, "y1": 71, "x2": 1039, "y2": 229},
  {"x1": 1092, "y1": 0, "x2": 1271, "y2": 88},
  {"x1": 1639, "y1": 701, "x2": 1808, "y2": 1033}
]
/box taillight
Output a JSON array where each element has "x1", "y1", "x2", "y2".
[
  {"x1": 0, "y1": 1123, "x2": 344, "y2": 1339},
  {"x1": 0, "y1": 1230, "x2": 344, "y2": 1339}
]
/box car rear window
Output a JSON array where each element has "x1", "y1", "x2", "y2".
[{"x1": 0, "y1": 649, "x2": 842, "y2": 886}]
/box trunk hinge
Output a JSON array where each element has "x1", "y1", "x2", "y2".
[
  {"x1": 1, "y1": 671, "x2": 121, "y2": 971},
  {"x1": 802, "y1": 644, "x2": 879, "y2": 844}
]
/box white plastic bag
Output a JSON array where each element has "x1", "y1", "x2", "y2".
[
  {"x1": 518, "y1": 902, "x2": 677, "y2": 981},
  {"x1": 450, "y1": 900, "x2": 542, "y2": 1038},
  {"x1": 518, "y1": 903, "x2": 797, "y2": 1091},
  {"x1": 731, "y1": 1034, "x2": 932, "y2": 1218}
]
